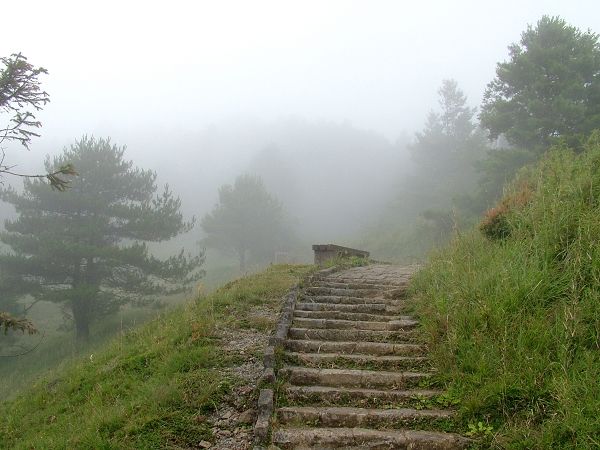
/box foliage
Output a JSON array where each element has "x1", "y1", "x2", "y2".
[
  {"x1": 0, "y1": 264, "x2": 312, "y2": 448},
  {"x1": 407, "y1": 79, "x2": 487, "y2": 210},
  {"x1": 364, "y1": 80, "x2": 487, "y2": 262},
  {"x1": 201, "y1": 174, "x2": 295, "y2": 271},
  {"x1": 480, "y1": 16, "x2": 600, "y2": 152},
  {"x1": 0, "y1": 136, "x2": 203, "y2": 341},
  {"x1": 0, "y1": 312, "x2": 36, "y2": 336},
  {"x1": 0, "y1": 271, "x2": 39, "y2": 341},
  {"x1": 0, "y1": 53, "x2": 75, "y2": 191},
  {"x1": 0, "y1": 53, "x2": 49, "y2": 149},
  {"x1": 479, "y1": 181, "x2": 533, "y2": 240},
  {"x1": 410, "y1": 135, "x2": 600, "y2": 447},
  {"x1": 468, "y1": 147, "x2": 538, "y2": 212}
]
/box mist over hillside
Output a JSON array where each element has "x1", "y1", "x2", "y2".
[{"x1": 2, "y1": 4, "x2": 600, "y2": 447}]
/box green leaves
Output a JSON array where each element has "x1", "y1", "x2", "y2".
[
  {"x1": 480, "y1": 16, "x2": 600, "y2": 152},
  {"x1": 0, "y1": 136, "x2": 203, "y2": 340},
  {"x1": 47, "y1": 164, "x2": 78, "y2": 192}
]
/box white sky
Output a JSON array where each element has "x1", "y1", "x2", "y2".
[{"x1": 2, "y1": 0, "x2": 600, "y2": 161}]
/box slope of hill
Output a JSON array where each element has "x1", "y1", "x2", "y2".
[
  {"x1": 410, "y1": 136, "x2": 600, "y2": 448},
  {"x1": 0, "y1": 264, "x2": 312, "y2": 449}
]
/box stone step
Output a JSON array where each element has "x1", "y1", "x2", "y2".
[
  {"x1": 295, "y1": 302, "x2": 402, "y2": 315},
  {"x1": 304, "y1": 287, "x2": 381, "y2": 298},
  {"x1": 293, "y1": 309, "x2": 412, "y2": 322},
  {"x1": 292, "y1": 317, "x2": 418, "y2": 331},
  {"x1": 283, "y1": 351, "x2": 430, "y2": 371},
  {"x1": 272, "y1": 427, "x2": 470, "y2": 449},
  {"x1": 279, "y1": 366, "x2": 429, "y2": 389},
  {"x1": 283, "y1": 339, "x2": 426, "y2": 356},
  {"x1": 276, "y1": 406, "x2": 454, "y2": 428},
  {"x1": 283, "y1": 385, "x2": 440, "y2": 408},
  {"x1": 311, "y1": 281, "x2": 397, "y2": 291},
  {"x1": 300, "y1": 295, "x2": 397, "y2": 305},
  {"x1": 288, "y1": 327, "x2": 420, "y2": 343},
  {"x1": 324, "y1": 277, "x2": 408, "y2": 287}
]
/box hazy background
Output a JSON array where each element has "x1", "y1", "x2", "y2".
[{"x1": 2, "y1": 1, "x2": 599, "y2": 239}]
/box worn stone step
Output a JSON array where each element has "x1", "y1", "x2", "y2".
[
  {"x1": 288, "y1": 327, "x2": 420, "y2": 343},
  {"x1": 283, "y1": 339, "x2": 426, "y2": 356},
  {"x1": 279, "y1": 366, "x2": 429, "y2": 389},
  {"x1": 292, "y1": 317, "x2": 418, "y2": 331},
  {"x1": 283, "y1": 352, "x2": 430, "y2": 371},
  {"x1": 295, "y1": 302, "x2": 402, "y2": 315},
  {"x1": 293, "y1": 309, "x2": 412, "y2": 322},
  {"x1": 276, "y1": 406, "x2": 454, "y2": 428},
  {"x1": 272, "y1": 427, "x2": 470, "y2": 449},
  {"x1": 325, "y1": 277, "x2": 408, "y2": 287},
  {"x1": 304, "y1": 287, "x2": 381, "y2": 298},
  {"x1": 300, "y1": 295, "x2": 397, "y2": 305},
  {"x1": 311, "y1": 281, "x2": 397, "y2": 290},
  {"x1": 283, "y1": 385, "x2": 441, "y2": 408}
]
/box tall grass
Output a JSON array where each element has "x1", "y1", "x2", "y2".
[{"x1": 410, "y1": 136, "x2": 600, "y2": 448}]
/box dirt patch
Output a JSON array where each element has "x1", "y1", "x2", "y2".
[{"x1": 204, "y1": 322, "x2": 273, "y2": 448}]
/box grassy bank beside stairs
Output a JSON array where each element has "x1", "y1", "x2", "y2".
[
  {"x1": 410, "y1": 137, "x2": 600, "y2": 448},
  {"x1": 0, "y1": 264, "x2": 312, "y2": 449}
]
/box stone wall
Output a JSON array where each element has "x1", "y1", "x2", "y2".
[{"x1": 312, "y1": 244, "x2": 369, "y2": 266}]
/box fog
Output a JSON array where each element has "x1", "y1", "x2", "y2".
[
  {"x1": 2, "y1": 0, "x2": 599, "y2": 256},
  {"x1": 4, "y1": 0, "x2": 600, "y2": 400}
]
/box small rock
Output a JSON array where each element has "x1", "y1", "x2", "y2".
[
  {"x1": 237, "y1": 408, "x2": 255, "y2": 424},
  {"x1": 238, "y1": 386, "x2": 253, "y2": 395},
  {"x1": 199, "y1": 440, "x2": 211, "y2": 448},
  {"x1": 221, "y1": 410, "x2": 233, "y2": 420}
]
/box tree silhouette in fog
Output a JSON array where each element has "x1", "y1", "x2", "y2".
[
  {"x1": 201, "y1": 174, "x2": 293, "y2": 272},
  {"x1": 0, "y1": 137, "x2": 203, "y2": 341}
]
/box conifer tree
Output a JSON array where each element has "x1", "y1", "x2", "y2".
[
  {"x1": 0, "y1": 137, "x2": 203, "y2": 340},
  {"x1": 402, "y1": 80, "x2": 487, "y2": 219},
  {"x1": 480, "y1": 16, "x2": 600, "y2": 152},
  {"x1": 201, "y1": 174, "x2": 293, "y2": 272}
]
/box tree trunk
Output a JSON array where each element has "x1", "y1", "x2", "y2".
[
  {"x1": 72, "y1": 297, "x2": 91, "y2": 342},
  {"x1": 75, "y1": 315, "x2": 90, "y2": 341},
  {"x1": 239, "y1": 248, "x2": 246, "y2": 273}
]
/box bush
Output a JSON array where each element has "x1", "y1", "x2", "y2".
[{"x1": 479, "y1": 181, "x2": 533, "y2": 240}]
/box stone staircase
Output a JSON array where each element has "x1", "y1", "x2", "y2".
[{"x1": 270, "y1": 265, "x2": 468, "y2": 449}]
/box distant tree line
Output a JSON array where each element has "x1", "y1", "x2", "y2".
[{"x1": 371, "y1": 15, "x2": 600, "y2": 260}]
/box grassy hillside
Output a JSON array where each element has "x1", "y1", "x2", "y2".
[
  {"x1": 0, "y1": 264, "x2": 312, "y2": 449},
  {"x1": 0, "y1": 257, "x2": 261, "y2": 402},
  {"x1": 410, "y1": 136, "x2": 600, "y2": 448}
]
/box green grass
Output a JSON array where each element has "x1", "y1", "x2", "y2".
[
  {"x1": 0, "y1": 264, "x2": 313, "y2": 449},
  {"x1": 410, "y1": 136, "x2": 600, "y2": 448},
  {"x1": 0, "y1": 258, "x2": 249, "y2": 401}
]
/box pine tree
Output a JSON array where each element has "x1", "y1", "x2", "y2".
[
  {"x1": 0, "y1": 136, "x2": 203, "y2": 341},
  {"x1": 201, "y1": 174, "x2": 294, "y2": 272},
  {"x1": 480, "y1": 16, "x2": 600, "y2": 152},
  {"x1": 402, "y1": 79, "x2": 487, "y2": 219}
]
